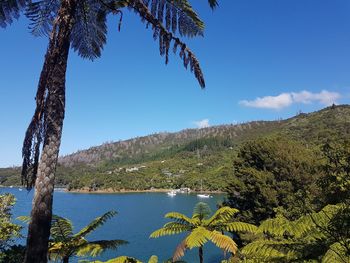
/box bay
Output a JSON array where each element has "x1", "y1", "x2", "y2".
[{"x1": 0, "y1": 187, "x2": 227, "y2": 263}]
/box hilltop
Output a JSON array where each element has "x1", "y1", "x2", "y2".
[{"x1": 1, "y1": 105, "x2": 349, "y2": 191}]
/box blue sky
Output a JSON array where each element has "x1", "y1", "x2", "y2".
[{"x1": 1, "y1": 0, "x2": 350, "y2": 167}]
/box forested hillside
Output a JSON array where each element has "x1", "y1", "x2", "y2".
[{"x1": 1, "y1": 105, "x2": 349, "y2": 191}]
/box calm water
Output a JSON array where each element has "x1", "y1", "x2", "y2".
[{"x1": 0, "y1": 187, "x2": 227, "y2": 263}]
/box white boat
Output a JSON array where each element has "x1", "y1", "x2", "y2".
[
  {"x1": 197, "y1": 179, "x2": 212, "y2": 198},
  {"x1": 167, "y1": 190, "x2": 177, "y2": 196},
  {"x1": 18, "y1": 188, "x2": 23, "y2": 191},
  {"x1": 197, "y1": 194, "x2": 211, "y2": 198}
]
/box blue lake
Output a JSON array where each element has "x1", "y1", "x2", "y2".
[{"x1": 0, "y1": 187, "x2": 227, "y2": 263}]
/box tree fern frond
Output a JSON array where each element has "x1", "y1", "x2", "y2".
[
  {"x1": 92, "y1": 256, "x2": 141, "y2": 263},
  {"x1": 223, "y1": 222, "x2": 258, "y2": 233},
  {"x1": 322, "y1": 242, "x2": 350, "y2": 263},
  {"x1": 148, "y1": 255, "x2": 158, "y2": 263},
  {"x1": 142, "y1": 0, "x2": 204, "y2": 37},
  {"x1": 242, "y1": 240, "x2": 298, "y2": 261},
  {"x1": 76, "y1": 239, "x2": 128, "y2": 257},
  {"x1": 193, "y1": 202, "x2": 211, "y2": 220},
  {"x1": 173, "y1": 238, "x2": 188, "y2": 262},
  {"x1": 207, "y1": 0, "x2": 218, "y2": 9},
  {"x1": 257, "y1": 214, "x2": 294, "y2": 237},
  {"x1": 130, "y1": 0, "x2": 205, "y2": 87},
  {"x1": 70, "y1": 0, "x2": 108, "y2": 60},
  {"x1": 25, "y1": 0, "x2": 59, "y2": 36},
  {"x1": 204, "y1": 206, "x2": 239, "y2": 226},
  {"x1": 184, "y1": 226, "x2": 211, "y2": 248},
  {"x1": 0, "y1": 0, "x2": 28, "y2": 28},
  {"x1": 150, "y1": 223, "x2": 188, "y2": 238},
  {"x1": 210, "y1": 230, "x2": 238, "y2": 254},
  {"x1": 74, "y1": 211, "x2": 117, "y2": 239},
  {"x1": 164, "y1": 212, "x2": 195, "y2": 225},
  {"x1": 16, "y1": 215, "x2": 30, "y2": 224},
  {"x1": 51, "y1": 215, "x2": 74, "y2": 241}
]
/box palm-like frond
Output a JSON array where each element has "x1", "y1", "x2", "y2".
[
  {"x1": 164, "y1": 212, "x2": 196, "y2": 225},
  {"x1": 147, "y1": 255, "x2": 158, "y2": 263},
  {"x1": 222, "y1": 222, "x2": 258, "y2": 233},
  {"x1": 0, "y1": 0, "x2": 28, "y2": 27},
  {"x1": 204, "y1": 206, "x2": 239, "y2": 226},
  {"x1": 74, "y1": 210, "x2": 117, "y2": 239},
  {"x1": 184, "y1": 226, "x2": 211, "y2": 248},
  {"x1": 207, "y1": 0, "x2": 218, "y2": 9},
  {"x1": 150, "y1": 222, "x2": 190, "y2": 238},
  {"x1": 92, "y1": 256, "x2": 142, "y2": 263},
  {"x1": 241, "y1": 240, "x2": 298, "y2": 262},
  {"x1": 25, "y1": 0, "x2": 59, "y2": 36},
  {"x1": 193, "y1": 202, "x2": 211, "y2": 220},
  {"x1": 76, "y1": 239, "x2": 128, "y2": 257},
  {"x1": 70, "y1": 0, "x2": 108, "y2": 60},
  {"x1": 210, "y1": 230, "x2": 237, "y2": 254},
  {"x1": 50, "y1": 214, "x2": 73, "y2": 241},
  {"x1": 142, "y1": 0, "x2": 204, "y2": 37},
  {"x1": 173, "y1": 238, "x2": 188, "y2": 262},
  {"x1": 322, "y1": 242, "x2": 350, "y2": 263},
  {"x1": 130, "y1": 0, "x2": 205, "y2": 87}
]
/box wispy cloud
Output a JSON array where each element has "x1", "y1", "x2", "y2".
[
  {"x1": 194, "y1": 119, "x2": 210, "y2": 128},
  {"x1": 239, "y1": 90, "x2": 341, "y2": 110}
]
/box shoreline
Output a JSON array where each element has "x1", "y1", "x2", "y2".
[
  {"x1": 0, "y1": 185, "x2": 225, "y2": 195},
  {"x1": 67, "y1": 188, "x2": 226, "y2": 194}
]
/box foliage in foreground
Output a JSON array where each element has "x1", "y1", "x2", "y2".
[
  {"x1": 151, "y1": 202, "x2": 256, "y2": 263},
  {"x1": 241, "y1": 203, "x2": 350, "y2": 262},
  {"x1": 19, "y1": 211, "x2": 127, "y2": 263}
]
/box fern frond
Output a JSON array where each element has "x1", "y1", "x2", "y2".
[
  {"x1": 0, "y1": 0, "x2": 28, "y2": 28},
  {"x1": 210, "y1": 230, "x2": 238, "y2": 254},
  {"x1": 184, "y1": 226, "x2": 211, "y2": 248},
  {"x1": 207, "y1": 0, "x2": 218, "y2": 9},
  {"x1": 71, "y1": 0, "x2": 108, "y2": 60},
  {"x1": 51, "y1": 215, "x2": 74, "y2": 241},
  {"x1": 322, "y1": 242, "x2": 350, "y2": 263},
  {"x1": 193, "y1": 202, "x2": 212, "y2": 220},
  {"x1": 142, "y1": 0, "x2": 204, "y2": 37},
  {"x1": 92, "y1": 256, "x2": 141, "y2": 263},
  {"x1": 164, "y1": 212, "x2": 195, "y2": 225},
  {"x1": 205, "y1": 206, "x2": 239, "y2": 226},
  {"x1": 130, "y1": 0, "x2": 205, "y2": 88},
  {"x1": 74, "y1": 211, "x2": 117, "y2": 239},
  {"x1": 257, "y1": 214, "x2": 294, "y2": 237},
  {"x1": 148, "y1": 255, "x2": 158, "y2": 263},
  {"x1": 150, "y1": 223, "x2": 189, "y2": 238},
  {"x1": 76, "y1": 239, "x2": 128, "y2": 257},
  {"x1": 173, "y1": 238, "x2": 188, "y2": 261},
  {"x1": 25, "y1": 0, "x2": 59, "y2": 36},
  {"x1": 16, "y1": 215, "x2": 30, "y2": 224},
  {"x1": 242, "y1": 240, "x2": 298, "y2": 261},
  {"x1": 223, "y1": 222, "x2": 257, "y2": 233}
]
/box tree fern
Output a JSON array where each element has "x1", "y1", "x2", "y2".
[
  {"x1": 150, "y1": 202, "x2": 256, "y2": 262},
  {"x1": 0, "y1": 0, "x2": 28, "y2": 27},
  {"x1": 241, "y1": 204, "x2": 350, "y2": 262},
  {"x1": 25, "y1": 0, "x2": 59, "y2": 36},
  {"x1": 74, "y1": 210, "x2": 117, "y2": 239}
]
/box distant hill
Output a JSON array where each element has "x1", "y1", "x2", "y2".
[{"x1": 1, "y1": 105, "x2": 349, "y2": 191}]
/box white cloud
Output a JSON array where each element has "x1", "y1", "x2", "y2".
[
  {"x1": 240, "y1": 90, "x2": 341, "y2": 110},
  {"x1": 194, "y1": 119, "x2": 210, "y2": 128},
  {"x1": 240, "y1": 93, "x2": 293, "y2": 110}
]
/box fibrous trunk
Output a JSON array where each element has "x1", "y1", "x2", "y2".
[{"x1": 24, "y1": 1, "x2": 76, "y2": 262}]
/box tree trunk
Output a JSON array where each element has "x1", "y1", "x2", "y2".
[
  {"x1": 24, "y1": 1, "x2": 76, "y2": 262},
  {"x1": 199, "y1": 246, "x2": 204, "y2": 263},
  {"x1": 62, "y1": 256, "x2": 70, "y2": 263}
]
